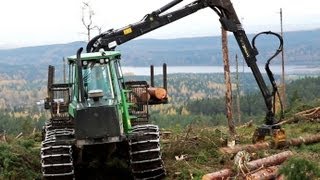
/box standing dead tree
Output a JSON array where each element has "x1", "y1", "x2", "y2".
[
  {"x1": 221, "y1": 27, "x2": 237, "y2": 139},
  {"x1": 235, "y1": 54, "x2": 241, "y2": 124},
  {"x1": 81, "y1": 2, "x2": 101, "y2": 42}
]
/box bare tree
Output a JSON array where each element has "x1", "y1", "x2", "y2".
[
  {"x1": 235, "y1": 54, "x2": 241, "y2": 124},
  {"x1": 81, "y1": 2, "x2": 101, "y2": 42},
  {"x1": 221, "y1": 27, "x2": 237, "y2": 138}
]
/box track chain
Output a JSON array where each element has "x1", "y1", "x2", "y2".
[
  {"x1": 41, "y1": 119, "x2": 75, "y2": 180},
  {"x1": 129, "y1": 124, "x2": 166, "y2": 180}
]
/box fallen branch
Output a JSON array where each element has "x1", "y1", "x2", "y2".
[
  {"x1": 296, "y1": 106, "x2": 320, "y2": 118},
  {"x1": 279, "y1": 106, "x2": 320, "y2": 125},
  {"x1": 15, "y1": 132, "x2": 23, "y2": 139},
  {"x1": 238, "y1": 120, "x2": 253, "y2": 128}
]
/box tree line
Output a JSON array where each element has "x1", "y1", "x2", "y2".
[{"x1": 151, "y1": 75, "x2": 320, "y2": 128}]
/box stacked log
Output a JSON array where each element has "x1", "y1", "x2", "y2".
[
  {"x1": 129, "y1": 87, "x2": 150, "y2": 104},
  {"x1": 202, "y1": 151, "x2": 293, "y2": 180},
  {"x1": 208, "y1": 134, "x2": 320, "y2": 179},
  {"x1": 147, "y1": 87, "x2": 167, "y2": 100},
  {"x1": 132, "y1": 87, "x2": 167, "y2": 103},
  {"x1": 139, "y1": 92, "x2": 151, "y2": 102}
]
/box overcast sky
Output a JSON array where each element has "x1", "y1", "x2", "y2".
[{"x1": 1, "y1": 0, "x2": 320, "y2": 47}]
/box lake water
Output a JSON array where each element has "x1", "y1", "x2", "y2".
[{"x1": 122, "y1": 65, "x2": 320, "y2": 76}]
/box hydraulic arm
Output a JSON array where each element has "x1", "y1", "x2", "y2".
[{"x1": 87, "y1": 0, "x2": 284, "y2": 142}]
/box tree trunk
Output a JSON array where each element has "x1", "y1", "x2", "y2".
[
  {"x1": 221, "y1": 27, "x2": 236, "y2": 138},
  {"x1": 220, "y1": 134, "x2": 320, "y2": 154},
  {"x1": 147, "y1": 87, "x2": 167, "y2": 100},
  {"x1": 246, "y1": 166, "x2": 279, "y2": 180},
  {"x1": 235, "y1": 54, "x2": 241, "y2": 124},
  {"x1": 246, "y1": 151, "x2": 293, "y2": 170},
  {"x1": 202, "y1": 169, "x2": 232, "y2": 180},
  {"x1": 220, "y1": 142, "x2": 271, "y2": 154},
  {"x1": 288, "y1": 134, "x2": 320, "y2": 146},
  {"x1": 202, "y1": 151, "x2": 292, "y2": 180}
]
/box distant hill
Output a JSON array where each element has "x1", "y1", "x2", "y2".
[{"x1": 0, "y1": 29, "x2": 319, "y2": 67}]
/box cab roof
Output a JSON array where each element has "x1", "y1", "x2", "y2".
[{"x1": 67, "y1": 51, "x2": 121, "y2": 62}]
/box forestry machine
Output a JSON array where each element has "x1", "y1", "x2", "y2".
[{"x1": 41, "y1": 0, "x2": 284, "y2": 179}]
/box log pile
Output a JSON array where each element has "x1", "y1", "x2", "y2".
[
  {"x1": 147, "y1": 87, "x2": 167, "y2": 100},
  {"x1": 202, "y1": 151, "x2": 293, "y2": 180},
  {"x1": 201, "y1": 105, "x2": 320, "y2": 180},
  {"x1": 204, "y1": 134, "x2": 320, "y2": 179},
  {"x1": 132, "y1": 87, "x2": 167, "y2": 103}
]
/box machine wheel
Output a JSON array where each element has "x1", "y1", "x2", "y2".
[{"x1": 129, "y1": 124, "x2": 166, "y2": 180}]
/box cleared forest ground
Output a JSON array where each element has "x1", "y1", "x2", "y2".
[
  {"x1": 0, "y1": 120, "x2": 319, "y2": 179},
  {"x1": 162, "y1": 121, "x2": 320, "y2": 179}
]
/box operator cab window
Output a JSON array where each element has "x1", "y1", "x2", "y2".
[{"x1": 82, "y1": 60, "x2": 114, "y2": 102}]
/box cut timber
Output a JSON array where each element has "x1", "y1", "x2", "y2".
[
  {"x1": 246, "y1": 165, "x2": 279, "y2": 180},
  {"x1": 202, "y1": 169, "x2": 232, "y2": 180},
  {"x1": 202, "y1": 151, "x2": 292, "y2": 180},
  {"x1": 130, "y1": 88, "x2": 150, "y2": 104},
  {"x1": 288, "y1": 134, "x2": 320, "y2": 146},
  {"x1": 148, "y1": 87, "x2": 167, "y2": 100},
  {"x1": 246, "y1": 151, "x2": 293, "y2": 170},
  {"x1": 220, "y1": 134, "x2": 320, "y2": 154},
  {"x1": 138, "y1": 92, "x2": 151, "y2": 102},
  {"x1": 220, "y1": 142, "x2": 270, "y2": 154}
]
